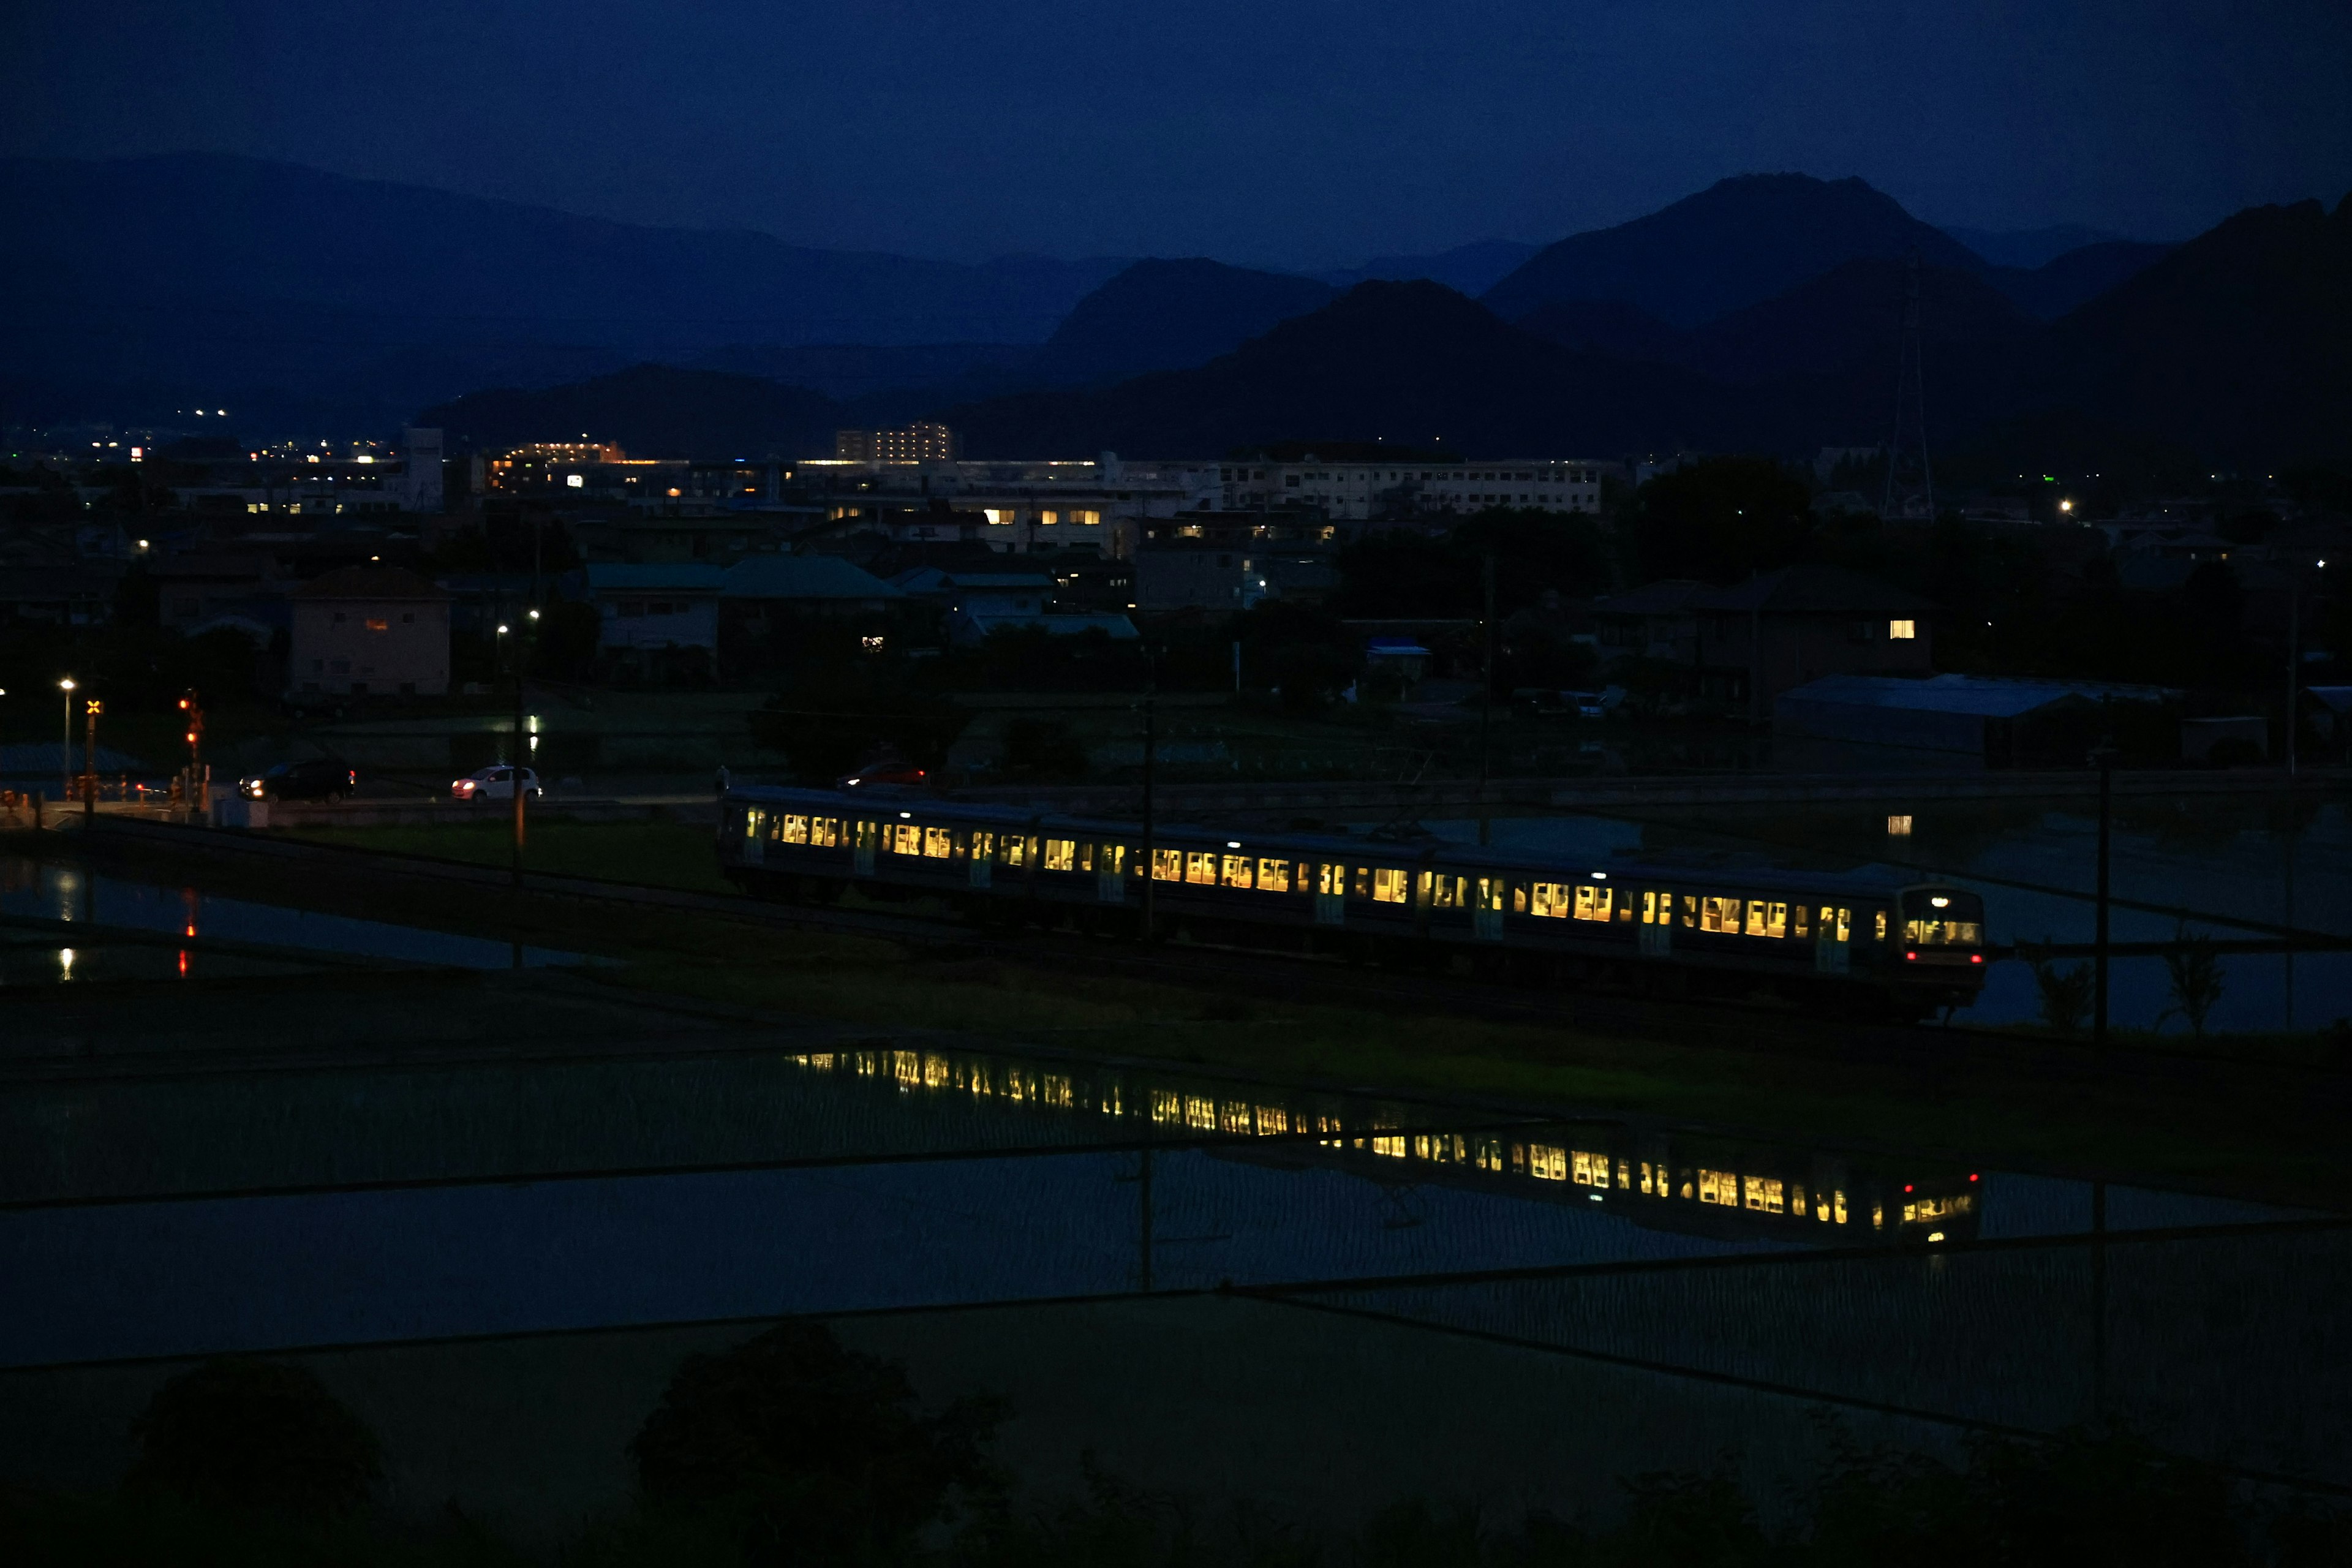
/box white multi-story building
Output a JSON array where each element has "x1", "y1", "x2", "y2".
[
  {"x1": 794, "y1": 456, "x2": 1221, "y2": 557},
  {"x1": 1214, "y1": 459, "x2": 1610, "y2": 518}
]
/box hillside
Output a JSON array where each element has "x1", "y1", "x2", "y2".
[
  {"x1": 1315, "y1": 239, "x2": 1542, "y2": 296},
  {"x1": 415, "y1": 365, "x2": 842, "y2": 459},
  {"x1": 941, "y1": 281, "x2": 1730, "y2": 459},
  {"x1": 2038, "y1": 193, "x2": 2352, "y2": 462},
  {"x1": 1482, "y1": 174, "x2": 1985, "y2": 326},
  {"x1": 0, "y1": 154, "x2": 1122, "y2": 428},
  {"x1": 1028, "y1": 259, "x2": 1337, "y2": 386}
]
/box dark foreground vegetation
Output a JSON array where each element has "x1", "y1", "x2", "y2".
[{"x1": 6, "y1": 1325, "x2": 2348, "y2": 1567}]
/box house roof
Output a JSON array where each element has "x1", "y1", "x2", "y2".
[
  {"x1": 723, "y1": 555, "x2": 902, "y2": 600},
  {"x1": 1590, "y1": 579, "x2": 1707, "y2": 617},
  {"x1": 1778, "y1": 673, "x2": 2170, "y2": 720},
  {"x1": 289, "y1": 565, "x2": 449, "y2": 601},
  {"x1": 581, "y1": 564, "x2": 725, "y2": 592},
  {"x1": 1691, "y1": 565, "x2": 1934, "y2": 617},
  {"x1": 890, "y1": 565, "x2": 1053, "y2": 594},
  {"x1": 955, "y1": 609, "x2": 1137, "y2": 639}
]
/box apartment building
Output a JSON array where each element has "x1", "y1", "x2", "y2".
[{"x1": 1215, "y1": 459, "x2": 1610, "y2": 519}]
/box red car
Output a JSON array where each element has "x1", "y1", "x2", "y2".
[{"x1": 835, "y1": 760, "x2": 928, "y2": 790}]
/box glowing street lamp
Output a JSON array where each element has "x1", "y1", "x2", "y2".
[{"x1": 57, "y1": 678, "x2": 75, "y2": 797}]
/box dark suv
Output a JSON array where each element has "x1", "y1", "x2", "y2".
[{"x1": 239, "y1": 758, "x2": 357, "y2": 802}]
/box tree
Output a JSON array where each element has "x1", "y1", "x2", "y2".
[
  {"x1": 630, "y1": 1321, "x2": 1006, "y2": 1563},
  {"x1": 2160, "y1": 924, "x2": 2226, "y2": 1039},
  {"x1": 1624, "y1": 457, "x2": 1814, "y2": 584},
  {"x1": 127, "y1": 1359, "x2": 381, "y2": 1517}
]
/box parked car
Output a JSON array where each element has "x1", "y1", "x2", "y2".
[
  {"x1": 451, "y1": 766, "x2": 543, "y2": 802},
  {"x1": 239, "y1": 758, "x2": 356, "y2": 802},
  {"x1": 835, "y1": 760, "x2": 928, "y2": 790}
]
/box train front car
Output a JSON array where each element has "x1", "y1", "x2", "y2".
[{"x1": 1892, "y1": 883, "x2": 1989, "y2": 1009}]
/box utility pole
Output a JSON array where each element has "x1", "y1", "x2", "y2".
[
  {"x1": 82, "y1": 698, "x2": 101, "y2": 816},
  {"x1": 2092, "y1": 748, "x2": 2115, "y2": 1044},
  {"x1": 1140, "y1": 648, "x2": 1158, "y2": 943},
  {"x1": 512, "y1": 606, "x2": 530, "y2": 889},
  {"x1": 1478, "y1": 552, "x2": 1495, "y2": 845}
]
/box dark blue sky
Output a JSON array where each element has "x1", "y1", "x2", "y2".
[{"x1": 5, "y1": 0, "x2": 2346, "y2": 265}]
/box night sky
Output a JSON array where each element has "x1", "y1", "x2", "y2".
[{"x1": 5, "y1": 0, "x2": 2348, "y2": 265}]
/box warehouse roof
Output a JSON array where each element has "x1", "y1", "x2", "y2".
[{"x1": 1779, "y1": 673, "x2": 2170, "y2": 719}]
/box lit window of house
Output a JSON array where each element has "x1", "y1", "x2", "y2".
[{"x1": 1889, "y1": 619, "x2": 1917, "y2": 639}]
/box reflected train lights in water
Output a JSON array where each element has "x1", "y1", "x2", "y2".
[{"x1": 786, "y1": 1047, "x2": 1980, "y2": 1247}]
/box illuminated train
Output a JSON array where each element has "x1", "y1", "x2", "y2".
[
  {"x1": 718, "y1": 788, "x2": 1989, "y2": 1016},
  {"x1": 791, "y1": 1043, "x2": 1984, "y2": 1247}
]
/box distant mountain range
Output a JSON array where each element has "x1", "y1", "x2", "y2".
[
  {"x1": 0, "y1": 153, "x2": 1125, "y2": 431},
  {"x1": 935, "y1": 190, "x2": 2348, "y2": 466},
  {"x1": 4, "y1": 153, "x2": 2331, "y2": 470},
  {"x1": 1939, "y1": 224, "x2": 2141, "y2": 270},
  {"x1": 1310, "y1": 239, "x2": 1542, "y2": 297}
]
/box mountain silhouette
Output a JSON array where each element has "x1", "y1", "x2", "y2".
[
  {"x1": 0, "y1": 153, "x2": 1121, "y2": 428},
  {"x1": 2037, "y1": 193, "x2": 2352, "y2": 463},
  {"x1": 941, "y1": 281, "x2": 1727, "y2": 458},
  {"x1": 1028, "y1": 259, "x2": 1336, "y2": 386},
  {"x1": 1482, "y1": 173, "x2": 1986, "y2": 326}
]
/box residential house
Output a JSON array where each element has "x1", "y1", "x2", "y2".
[
  {"x1": 288, "y1": 566, "x2": 452, "y2": 698},
  {"x1": 577, "y1": 564, "x2": 723, "y2": 680},
  {"x1": 1775, "y1": 674, "x2": 2169, "y2": 768},
  {"x1": 1593, "y1": 565, "x2": 1935, "y2": 715}
]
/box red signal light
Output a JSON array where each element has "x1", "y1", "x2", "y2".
[
  {"x1": 1970, "y1": 953, "x2": 1983, "y2": 963},
  {"x1": 1968, "y1": 1173, "x2": 1978, "y2": 1182},
  {"x1": 1904, "y1": 950, "x2": 1918, "y2": 961},
  {"x1": 177, "y1": 697, "x2": 190, "y2": 710},
  {"x1": 1903, "y1": 1183, "x2": 1913, "y2": 1193}
]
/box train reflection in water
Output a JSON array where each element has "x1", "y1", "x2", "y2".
[{"x1": 785, "y1": 1044, "x2": 1981, "y2": 1248}]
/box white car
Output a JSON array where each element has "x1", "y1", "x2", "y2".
[{"x1": 451, "y1": 766, "x2": 543, "y2": 802}]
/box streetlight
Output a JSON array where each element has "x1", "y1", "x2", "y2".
[{"x1": 58, "y1": 678, "x2": 75, "y2": 799}]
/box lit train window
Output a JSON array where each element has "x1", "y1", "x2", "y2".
[
  {"x1": 1904, "y1": 916, "x2": 1983, "y2": 945},
  {"x1": 1371, "y1": 867, "x2": 1409, "y2": 903},
  {"x1": 1793, "y1": 903, "x2": 1810, "y2": 938},
  {"x1": 1512, "y1": 883, "x2": 1528, "y2": 913},
  {"x1": 1873, "y1": 908, "x2": 1888, "y2": 941},
  {"x1": 1317, "y1": 862, "x2": 1345, "y2": 896},
  {"x1": 1640, "y1": 890, "x2": 1664, "y2": 924},
  {"x1": 1099, "y1": 844, "x2": 1126, "y2": 875},
  {"x1": 1574, "y1": 884, "x2": 1611, "y2": 921},
  {"x1": 1185, "y1": 852, "x2": 1218, "y2": 884},
  {"x1": 889, "y1": 823, "x2": 921, "y2": 855},
  {"x1": 968, "y1": 830, "x2": 993, "y2": 859},
  {"x1": 1476, "y1": 876, "x2": 1506, "y2": 912},
  {"x1": 1529, "y1": 882, "x2": 1569, "y2": 918},
  {"x1": 1743, "y1": 1176, "x2": 1785, "y2": 1213},
  {"x1": 1000, "y1": 835, "x2": 1028, "y2": 867},
  {"x1": 780, "y1": 814, "x2": 810, "y2": 844},
  {"x1": 1221, "y1": 855, "x2": 1253, "y2": 888},
  {"x1": 1701, "y1": 897, "x2": 1740, "y2": 933},
  {"x1": 1744, "y1": 900, "x2": 1787, "y2": 938},
  {"x1": 1681, "y1": 894, "x2": 1697, "y2": 928},
  {"x1": 1571, "y1": 1150, "x2": 1607, "y2": 1186},
  {"x1": 1697, "y1": 1168, "x2": 1736, "y2": 1207},
  {"x1": 1257, "y1": 858, "x2": 1292, "y2": 892},
  {"x1": 923, "y1": 827, "x2": 952, "y2": 859},
  {"x1": 813, "y1": 817, "x2": 840, "y2": 847},
  {"x1": 742, "y1": 809, "x2": 761, "y2": 839},
  {"x1": 1044, "y1": 839, "x2": 1076, "y2": 872},
  {"x1": 1529, "y1": 1144, "x2": 1567, "y2": 1180},
  {"x1": 1352, "y1": 866, "x2": 1370, "y2": 899},
  {"x1": 1153, "y1": 849, "x2": 1181, "y2": 881},
  {"x1": 1424, "y1": 873, "x2": 1465, "y2": 908}
]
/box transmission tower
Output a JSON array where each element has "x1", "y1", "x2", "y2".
[{"x1": 1881, "y1": 251, "x2": 1936, "y2": 522}]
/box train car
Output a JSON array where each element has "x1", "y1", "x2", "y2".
[{"x1": 717, "y1": 787, "x2": 1987, "y2": 1016}]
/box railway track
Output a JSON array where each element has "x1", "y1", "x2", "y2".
[{"x1": 46, "y1": 816, "x2": 2350, "y2": 1087}]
